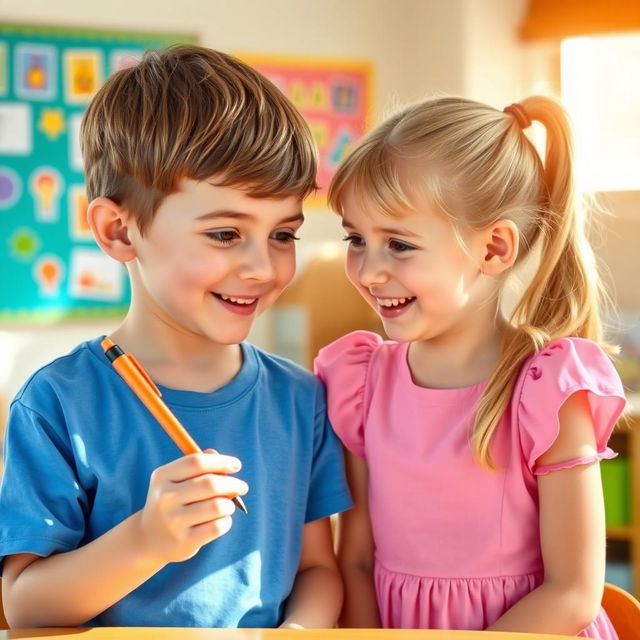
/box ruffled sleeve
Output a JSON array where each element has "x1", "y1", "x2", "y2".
[
  {"x1": 517, "y1": 338, "x2": 627, "y2": 475},
  {"x1": 314, "y1": 331, "x2": 382, "y2": 459}
]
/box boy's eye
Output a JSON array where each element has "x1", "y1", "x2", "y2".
[
  {"x1": 389, "y1": 239, "x2": 415, "y2": 252},
  {"x1": 271, "y1": 230, "x2": 300, "y2": 244},
  {"x1": 342, "y1": 234, "x2": 364, "y2": 248},
  {"x1": 207, "y1": 229, "x2": 240, "y2": 244}
]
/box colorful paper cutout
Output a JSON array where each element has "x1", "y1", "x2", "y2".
[
  {"x1": 14, "y1": 43, "x2": 57, "y2": 100},
  {"x1": 68, "y1": 185, "x2": 92, "y2": 241},
  {"x1": 69, "y1": 248, "x2": 123, "y2": 301},
  {"x1": 38, "y1": 107, "x2": 66, "y2": 140},
  {"x1": 68, "y1": 113, "x2": 84, "y2": 171},
  {"x1": 9, "y1": 227, "x2": 40, "y2": 261},
  {"x1": 331, "y1": 78, "x2": 359, "y2": 113},
  {"x1": 329, "y1": 128, "x2": 355, "y2": 168},
  {"x1": 64, "y1": 49, "x2": 103, "y2": 104},
  {"x1": 30, "y1": 167, "x2": 64, "y2": 222},
  {"x1": 0, "y1": 102, "x2": 33, "y2": 155},
  {"x1": 33, "y1": 254, "x2": 64, "y2": 297},
  {"x1": 0, "y1": 166, "x2": 22, "y2": 210}
]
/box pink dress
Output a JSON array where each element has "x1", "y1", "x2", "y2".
[{"x1": 315, "y1": 331, "x2": 627, "y2": 637}]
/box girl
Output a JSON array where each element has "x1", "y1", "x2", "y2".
[{"x1": 314, "y1": 96, "x2": 627, "y2": 637}]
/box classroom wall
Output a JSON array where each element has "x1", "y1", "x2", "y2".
[{"x1": 0, "y1": 0, "x2": 532, "y2": 404}]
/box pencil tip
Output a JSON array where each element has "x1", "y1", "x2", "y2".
[{"x1": 234, "y1": 496, "x2": 248, "y2": 514}]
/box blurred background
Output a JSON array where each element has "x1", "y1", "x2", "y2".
[{"x1": 1, "y1": 0, "x2": 639, "y2": 595}]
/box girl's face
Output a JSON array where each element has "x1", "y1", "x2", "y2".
[{"x1": 341, "y1": 189, "x2": 493, "y2": 344}]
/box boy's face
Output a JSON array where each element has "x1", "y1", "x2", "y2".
[{"x1": 127, "y1": 178, "x2": 303, "y2": 345}]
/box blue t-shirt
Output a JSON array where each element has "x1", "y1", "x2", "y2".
[{"x1": 0, "y1": 337, "x2": 351, "y2": 627}]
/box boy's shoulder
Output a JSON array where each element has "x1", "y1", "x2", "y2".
[{"x1": 13, "y1": 337, "x2": 105, "y2": 407}]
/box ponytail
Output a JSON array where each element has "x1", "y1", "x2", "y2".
[{"x1": 471, "y1": 96, "x2": 609, "y2": 468}]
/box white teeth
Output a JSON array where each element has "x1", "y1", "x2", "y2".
[
  {"x1": 377, "y1": 297, "x2": 413, "y2": 307},
  {"x1": 219, "y1": 294, "x2": 256, "y2": 305}
]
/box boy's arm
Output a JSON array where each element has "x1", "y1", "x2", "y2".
[
  {"x1": 280, "y1": 516, "x2": 343, "y2": 629},
  {"x1": 2, "y1": 453, "x2": 247, "y2": 628},
  {"x1": 487, "y1": 391, "x2": 605, "y2": 633},
  {"x1": 336, "y1": 450, "x2": 381, "y2": 628}
]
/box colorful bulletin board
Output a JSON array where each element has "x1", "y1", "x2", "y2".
[
  {"x1": 0, "y1": 23, "x2": 195, "y2": 323},
  {"x1": 239, "y1": 54, "x2": 373, "y2": 206}
]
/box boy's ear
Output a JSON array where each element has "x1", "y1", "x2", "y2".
[
  {"x1": 481, "y1": 219, "x2": 519, "y2": 276},
  {"x1": 87, "y1": 197, "x2": 137, "y2": 263}
]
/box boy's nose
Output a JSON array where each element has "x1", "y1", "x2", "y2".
[{"x1": 239, "y1": 244, "x2": 276, "y2": 282}]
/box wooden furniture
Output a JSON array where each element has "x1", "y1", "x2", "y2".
[
  {"x1": 602, "y1": 582, "x2": 640, "y2": 640},
  {"x1": 0, "y1": 629, "x2": 579, "y2": 639},
  {"x1": 607, "y1": 413, "x2": 640, "y2": 596}
]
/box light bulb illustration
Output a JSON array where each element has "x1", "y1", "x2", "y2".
[{"x1": 30, "y1": 167, "x2": 63, "y2": 222}]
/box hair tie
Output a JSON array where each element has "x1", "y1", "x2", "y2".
[{"x1": 503, "y1": 103, "x2": 531, "y2": 130}]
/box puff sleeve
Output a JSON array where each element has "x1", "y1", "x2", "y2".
[
  {"x1": 517, "y1": 337, "x2": 627, "y2": 476},
  {"x1": 314, "y1": 331, "x2": 381, "y2": 459}
]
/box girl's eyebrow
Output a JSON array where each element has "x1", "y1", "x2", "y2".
[
  {"x1": 342, "y1": 219, "x2": 420, "y2": 239},
  {"x1": 196, "y1": 210, "x2": 305, "y2": 224}
]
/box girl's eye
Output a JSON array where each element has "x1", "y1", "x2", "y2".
[
  {"x1": 342, "y1": 234, "x2": 364, "y2": 248},
  {"x1": 389, "y1": 239, "x2": 415, "y2": 252},
  {"x1": 271, "y1": 230, "x2": 300, "y2": 244},
  {"x1": 208, "y1": 230, "x2": 240, "y2": 245}
]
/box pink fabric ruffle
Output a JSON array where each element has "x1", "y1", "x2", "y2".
[
  {"x1": 374, "y1": 563, "x2": 618, "y2": 638},
  {"x1": 535, "y1": 447, "x2": 618, "y2": 476}
]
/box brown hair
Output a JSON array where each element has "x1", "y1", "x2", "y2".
[
  {"x1": 81, "y1": 45, "x2": 317, "y2": 233},
  {"x1": 329, "y1": 95, "x2": 612, "y2": 468}
]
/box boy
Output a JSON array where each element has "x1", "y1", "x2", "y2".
[{"x1": 0, "y1": 46, "x2": 351, "y2": 629}]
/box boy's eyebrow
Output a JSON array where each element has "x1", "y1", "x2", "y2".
[
  {"x1": 342, "y1": 219, "x2": 420, "y2": 239},
  {"x1": 196, "y1": 210, "x2": 305, "y2": 224}
]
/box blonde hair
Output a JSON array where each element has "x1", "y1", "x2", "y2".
[
  {"x1": 81, "y1": 45, "x2": 317, "y2": 234},
  {"x1": 329, "y1": 96, "x2": 610, "y2": 469}
]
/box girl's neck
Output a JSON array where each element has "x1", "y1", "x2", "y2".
[
  {"x1": 408, "y1": 313, "x2": 514, "y2": 390},
  {"x1": 109, "y1": 314, "x2": 243, "y2": 394}
]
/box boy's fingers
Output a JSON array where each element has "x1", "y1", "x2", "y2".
[
  {"x1": 181, "y1": 496, "x2": 236, "y2": 527},
  {"x1": 159, "y1": 452, "x2": 242, "y2": 481},
  {"x1": 190, "y1": 514, "x2": 233, "y2": 545},
  {"x1": 178, "y1": 473, "x2": 249, "y2": 504}
]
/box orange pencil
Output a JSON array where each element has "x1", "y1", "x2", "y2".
[{"x1": 101, "y1": 337, "x2": 247, "y2": 513}]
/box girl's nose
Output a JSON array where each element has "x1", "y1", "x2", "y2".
[{"x1": 357, "y1": 250, "x2": 389, "y2": 288}]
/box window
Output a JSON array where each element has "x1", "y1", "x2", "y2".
[{"x1": 561, "y1": 34, "x2": 640, "y2": 191}]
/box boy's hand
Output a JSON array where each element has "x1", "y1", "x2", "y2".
[{"x1": 136, "y1": 451, "x2": 248, "y2": 564}]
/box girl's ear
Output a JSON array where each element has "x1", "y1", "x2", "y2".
[
  {"x1": 481, "y1": 219, "x2": 519, "y2": 276},
  {"x1": 87, "y1": 197, "x2": 137, "y2": 263}
]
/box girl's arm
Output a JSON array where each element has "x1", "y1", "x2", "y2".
[
  {"x1": 280, "y1": 517, "x2": 343, "y2": 628},
  {"x1": 337, "y1": 450, "x2": 381, "y2": 628},
  {"x1": 487, "y1": 390, "x2": 606, "y2": 634},
  {"x1": 2, "y1": 453, "x2": 247, "y2": 628}
]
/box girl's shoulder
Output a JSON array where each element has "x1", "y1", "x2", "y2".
[
  {"x1": 314, "y1": 331, "x2": 398, "y2": 459},
  {"x1": 516, "y1": 336, "x2": 624, "y2": 399},
  {"x1": 514, "y1": 337, "x2": 626, "y2": 475},
  {"x1": 314, "y1": 330, "x2": 400, "y2": 383}
]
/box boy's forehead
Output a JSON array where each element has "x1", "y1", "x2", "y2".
[{"x1": 163, "y1": 177, "x2": 304, "y2": 220}]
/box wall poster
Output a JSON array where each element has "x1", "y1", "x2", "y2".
[{"x1": 0, "y1": 23, "x2": 194, "y2": 322}]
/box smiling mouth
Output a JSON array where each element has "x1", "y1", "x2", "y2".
[
  {"x1": 212, "y1": 293, "x2": 260, "y2": 315},
  {"x1": 376, "y1": 297, "x2": 416, "y2": 308},
  {"x1": 213, "y1": 293, "x2": 258, "y2": 306}
]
